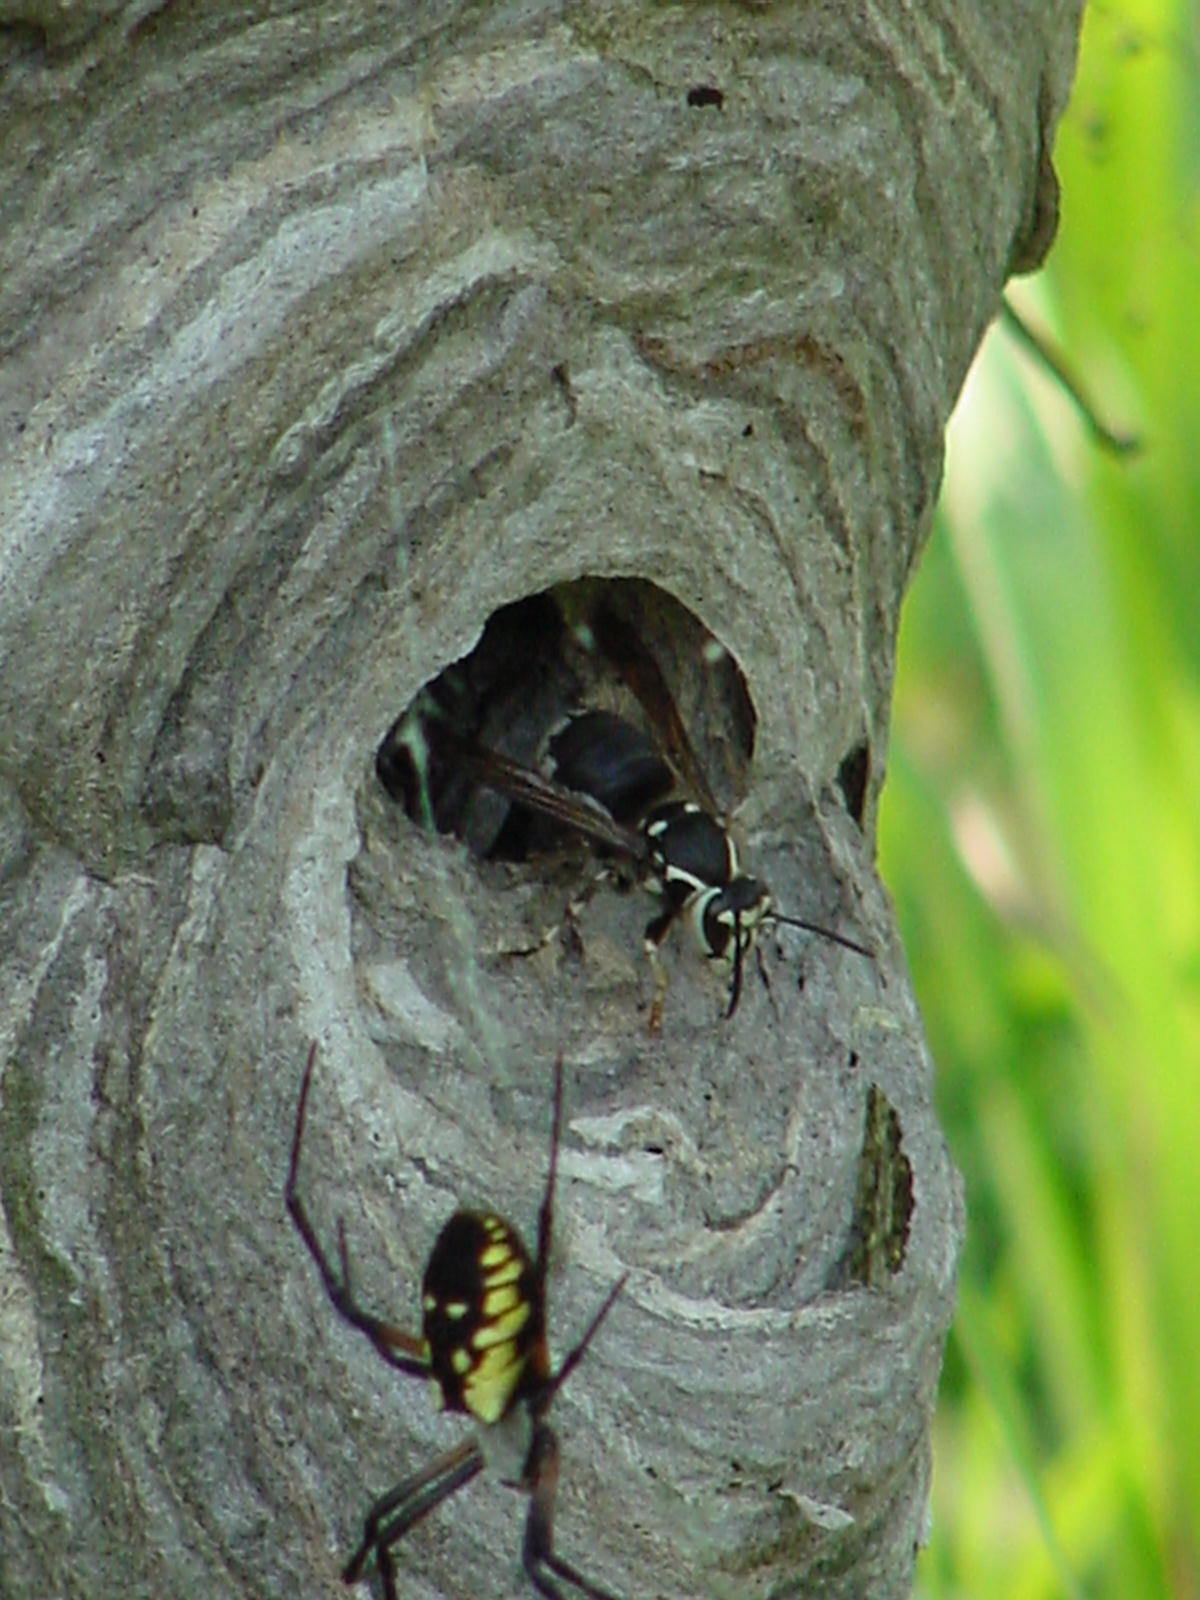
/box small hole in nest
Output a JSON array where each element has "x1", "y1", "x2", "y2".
[
  {"x1": 836, "y1": 741, "x2": 870, "y2": 827},
  {"x1": 686, "y1": 84, "x2": 724, "y2": 109}
]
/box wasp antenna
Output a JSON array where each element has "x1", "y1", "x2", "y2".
[{"x1": 768, "y1": 914, "x2": 873, "y2": 960}]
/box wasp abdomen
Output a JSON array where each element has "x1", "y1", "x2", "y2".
[{"x1": 548, "y1": 711, "x2": 674, "y2": 825}]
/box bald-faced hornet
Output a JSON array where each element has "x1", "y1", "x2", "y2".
[{"x1": 380, "y1": 686, "x2": 871, "y2": 1025}]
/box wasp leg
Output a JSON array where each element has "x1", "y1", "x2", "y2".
[
  {"x1": 642, "y1": 905, "x2": 682, "y2": 1033},
  {"x1": 342, "y1": 1439, "x2": 484, "y2": 1596},
  {"x1": 508, "y1": 862, "x2": 621, "y2": 966},
  {"x1": 522, "y1": 1425, "x2": 624, "y2": 1600},
  {"x1": 286, "y1": 1043, "x2": 428, "y2": 1378},
  {"x1": 530, "y1": 866, "x2": 609, "y2": 961}
]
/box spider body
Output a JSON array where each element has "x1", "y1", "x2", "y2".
[
  {"x1": 286, "y1": 1046, "x2": 625, "y2": 1600},
  {"x1": 421, "y1": 1208, "x2": 545, "y2": 1424}
]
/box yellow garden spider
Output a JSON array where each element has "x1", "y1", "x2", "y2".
[{"x1": 286, "y1": 1044, "x2": 627, "y2": 1600}]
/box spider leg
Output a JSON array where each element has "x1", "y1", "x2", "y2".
[
  {"x1": 531, "y1": 1059, "x2": 627, "y2": 1410},
  {"x1": 542, "y1": 1273, "x2": 627, "y2": 1409},
  {"x1": 522, "y1": 1425, "x2": 624, "y2": 1600},
  {"x1": 342, "y1": 1439, "x2": 484, "y2": 1596},
  {"x1": 533, "y1": 1056, "x2": 565, "y2": 1301},
  {"x1": 286, "y1": 1042, "x2": 427, "y2": 1377}
]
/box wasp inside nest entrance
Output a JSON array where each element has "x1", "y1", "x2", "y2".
[
  {"x1": 376, "y1": 580, "x2": 757, "y2": 864},
  {"x1": 376, "y1": 580, "x2": 870, "y2": 1024}
]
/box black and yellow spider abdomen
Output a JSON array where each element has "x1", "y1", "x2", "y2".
[{"x1": 421, "y1": 1210, "x2": 546, "y2": 1426}]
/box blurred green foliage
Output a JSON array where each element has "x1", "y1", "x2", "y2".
[{"x1": 884, "y1": 6, "x2": 1200, "y2": 1598}]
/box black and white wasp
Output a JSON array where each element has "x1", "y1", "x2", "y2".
[
  {"x1": 378, "y1": 594, "x2": 871, "y2": 1024},
  {"x1": 286, "y1": 1045, "x2": 626, "y2": 1600}
]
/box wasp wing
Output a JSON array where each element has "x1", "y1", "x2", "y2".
[
  {"x1": 587, "y1": 602, "x2": 721, "y2": 817},
  {"x1": 426, "y1": 720, "x2": 649, "y2": 862}
]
